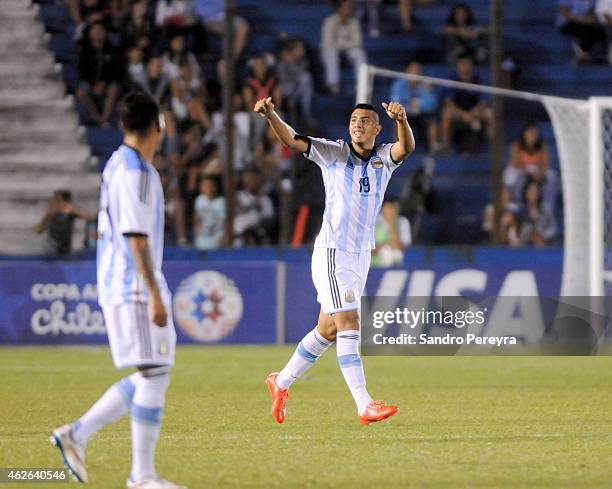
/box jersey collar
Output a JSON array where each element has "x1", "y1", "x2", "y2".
[
  {"x1": 349, "y1": 142, "x2": 378, "y2": 162},
  {"x1": 122, "y1": 144, "x2": 147, "y2": 163}
]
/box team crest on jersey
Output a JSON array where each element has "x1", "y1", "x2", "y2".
[
  {"x1": 371, "y1": 157, "x2": 383, "y2": 169},
  {"x1": 173, "y1": 271, "x2": 243, "y2": 342},
  {"x1": 345, "y1": 290, "x2": 355, "y2": 303}
]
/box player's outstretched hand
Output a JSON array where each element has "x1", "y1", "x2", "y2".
[
  {"x1": 254, "y1": 97, "x2": 275, "y2": 118},
  {"x1": 382, "y1": 101, "x2": 407, "y2": 121},
  {"x1": 151, "y1": 293, "x2": 168, "y2": 327}
]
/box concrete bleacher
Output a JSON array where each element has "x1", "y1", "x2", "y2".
[
  {"x1": 34, "y1": 0, "x2": 611, "y2": 244},
  {"x1": 0, "y1": 0, "x2": 97, "y2": 255}
]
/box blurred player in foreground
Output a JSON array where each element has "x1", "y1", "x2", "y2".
[
  {"x1": 255, "y1": 96, "x2": 415, "y2": 425},
  {"x1": 51, "y1": 92, "x2": 185, "y2": 489}
]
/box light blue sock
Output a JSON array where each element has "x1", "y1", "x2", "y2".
[
  {"x1": 277, "y1": 328, "x2": 333, "y2": 389},
  {"x1": 71, "y1": 373, "x2": 138, "y2": 445},
  {"x1": 337, "y1": 330, "x2": 372, "y2": 414}
]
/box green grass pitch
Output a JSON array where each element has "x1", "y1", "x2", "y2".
[{"x1": 2, "y1": 346, "x2": 612, "y2": 488}]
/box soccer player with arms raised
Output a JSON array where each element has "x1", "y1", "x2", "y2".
[
  {"x1": 51, "y1": 92, "x2": 185, "y2": 489},
  {"x1": 255, "y1": 96, "x2": 415, "y2": 425}
]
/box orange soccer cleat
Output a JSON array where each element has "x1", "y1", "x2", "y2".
[
  {"x1": 266, "y1": 372, "x2": 289, "y2": 424},
  {"x1": 359, "y1": 401, "x2": 399, "y2": 426}
]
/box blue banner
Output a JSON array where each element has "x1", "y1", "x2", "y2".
[
  {"x1": 0, "y1": 251, "x2": 564, "y2": 345},
  {"x1": 0, "y1": 261, "x2": 277, "y2": 345}
]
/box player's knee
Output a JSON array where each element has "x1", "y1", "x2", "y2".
[
  {"x1": 317, "y1": 322, "x2": 337, "y2": 342},
  {"x1": 334, "y1": 314, "x2": 360, "y2": 332}
]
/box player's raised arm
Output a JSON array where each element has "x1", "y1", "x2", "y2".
[
  {"x1": 382, "y1": 101, "x2": 416, "y2": 162},
  {"x1": 253, "y1": 97, "x2": 309, "y2": 154}
]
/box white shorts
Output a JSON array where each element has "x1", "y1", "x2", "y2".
[
  {"x1": 103, "y1": 297, "x2": 176, "y2": 369},
  {"x1": 311, "y1": 247, "x2": 371, "y2": 315}
]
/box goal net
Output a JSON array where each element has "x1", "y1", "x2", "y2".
[{"x1": 356, "y1": 64, "x2": 612, "y2": 297}]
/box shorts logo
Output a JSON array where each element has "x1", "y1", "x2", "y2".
[
  {"x1": 345, "y1": 290, "x2": 355, "y2": 303},
  {"x1": 371, "y1": 157, "x2": 383, "y2": 169},
  {"x1": 173, "y1": 271, "x2": 243, "y2": 342},
  {"x1": 159, "y1": 341, "x2": 168, "y2": 355}
]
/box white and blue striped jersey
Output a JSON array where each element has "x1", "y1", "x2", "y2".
[
  {"x1": 304, "y1": 137, "x2": 403, "y2": 252},
  {"x1": 96, "y1": 145, "x2": 169, "y2": 305}
]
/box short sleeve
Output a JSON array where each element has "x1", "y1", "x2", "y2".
[
  {"x1": 299, "y1": 136, "x2": 344, "y2": 167},
  {"x1": 194, "y1": 195, "x2": 207, "y2": 214},
  {"x1": 379, "y1": 143, "x2": 404, "y2": 170},
  {"x1": 117, "y1": 169, "x2": 154, "y2": 236}
]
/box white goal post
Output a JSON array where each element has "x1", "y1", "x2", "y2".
[{"x1": 357, "y1": 63, "x2": 612, "y2": 297}]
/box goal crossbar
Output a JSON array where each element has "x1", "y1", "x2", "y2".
[{"x1": 357, "y1": 64, "x2": 586, "y2": 107}]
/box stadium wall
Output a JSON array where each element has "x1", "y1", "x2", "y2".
[{"x1": 0, "y1": 247, "x2": 562, "y2": 345}]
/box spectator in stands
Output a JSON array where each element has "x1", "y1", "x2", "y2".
[
  {"x1": 126, "y1": 45, "x2": 146, "y2": 87},
  {"x1": 153, "y1": 154, "x2": 187, "y2": 245},
  {"x1": 486, "y1": 179, "x2": 557, "y2": 248},
  {"x1": 130, "y1": 55, "x2": 178, "y2": 162},
  {"x1": 234, "y1": 167, "x2": 275, "y2": 245},
  {"x1": 440, "y1": 54, "x2": 492, "y2": 153},
  {"x1": 77, "y1": 22, "x2": 123, "y2": 126},
  {"x1": 134, "y1": 55, "x2": 171, "y2": 104},
  {"x1": 162, "y1": 33, "x2": 201, "y2": 80},
  {"x1": 503, "y1": 123, "x2": 557, "y2": 213},
  {"x1": 559, "y1": 0, "x2": 607, "y2": 63},
  {"x1": 256, "y1": 125, "x2": 294, "y2": 183},
  {"x1": 389, "y1": 61, "x2": 440, "y2": 153},
  {"x1": 371, "y1": 197, "x2": 412, "y2": 267},
  {"x1": 353, "y1": 0, "x2": 382, "y2": 38},
  {"x1": 193, "y1": 175, "x2": 226, "y2": 250},
  {"x1": 197, "y1": 60, "x2": 252, "y2": 169},
  {"x1": 202, "y1": 111, "x2": 252, "y2": 170},
  {"x1": 483, "y1": 205, "x2": 520, "y2": 247},
  {"x1": 399, "y1": 155, "x2": 436, "y2": 240},
  {"x1": 119, "y1": 0, "x2": 155, "y2": 53},
  {"x1": 443, "y1": 3, "x2": 487, "y2": 64},
  {"x1": 35, "y1": 190, "x2": 95, "y2": 255},
  {"x1": 207, "y1": 59, "x2": 244, "y2": 113},
  {"x1": 399, "y1": 0, "x2": 437, "y2": 33},
  {"x1": 155, "y1": 0, "x2": 197, "y2": 36},
  {"x1": 277, "y1": 38, "x2": 316, "y2": 129},
  {"x1": 596, "y1": 0, "x2": 612, "y2": 63},
  {"x1": 67, "y1": 0, "x2": 111, "y2": 39},
  {"x1": 243, "y1": 54, "x2": 281, "y2": 149},
  {"x1": 193, "y1": 0, "x2": 250, "y2": 58},
  {"x1": 320, "y1": 0, "x2": 367, "y2": 95},
  {"x1": 517, "y1": 178, "x2": 557, "y2": 247},
  {"x1": 242, "y1": 55, "x2": 282, "y2": 114},
  {"x1": 170, "y1": 57, "x2": 212, "y2": 131}
]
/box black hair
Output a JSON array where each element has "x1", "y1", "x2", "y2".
[
  {"x1": 456, "y1": 52, "x2": 474, "y2": 63},
  {"x1": 522, "y1": 177, "x2": 543, "y2": 208},
  {"x1": 518, "y1": 122, "x2": 543, "y2": 152},
  {"x1": 332, "y1": 0, "x2": 349, "y2": 11},
  {"x1": 119, "y1": 90, "x2": 160, "y2": 137},
  {"x1": 447, "y1": 2, "x2": 474, "y2": 26},
  {"x1": 55, "y1": 190, "x2": 72, "y2": 202},
  {"x1": 351, "y1": 103, "x2": 379, "y2": 121},
  {"x1": 178, "y1": 53, "x2": 191, "y2": 68},
  {"x1": 198, "y1": 174, "x2": 223, "y2": 197},
  {"x1": 242, "y1": 165, "x2": 262, "y2": 176}
]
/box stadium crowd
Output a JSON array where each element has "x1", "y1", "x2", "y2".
[{"x1": 38, "y1": 0, "x2": 612, "y2": 255}]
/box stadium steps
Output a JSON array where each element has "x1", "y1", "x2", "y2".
[{"x1": 0, "y1": 0, "x2": 95, "y2": 255}]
